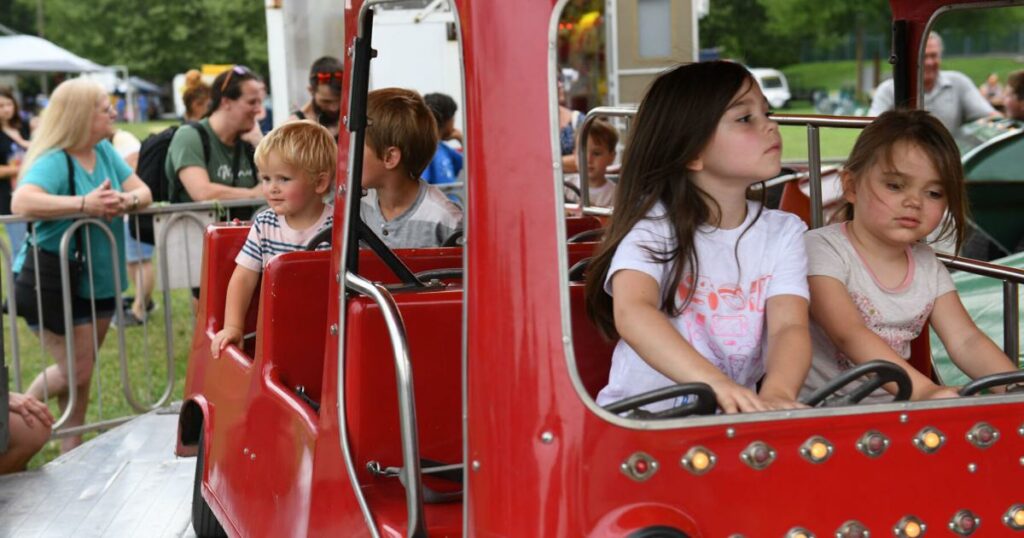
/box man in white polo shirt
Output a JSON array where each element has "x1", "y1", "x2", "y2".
[{"x1": 869, "y1": 32, "x2": 998, "y2": 133}]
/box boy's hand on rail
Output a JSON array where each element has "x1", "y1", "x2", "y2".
[{"x1": 211, "y1": 327, "x2": 243, "y2": 359}]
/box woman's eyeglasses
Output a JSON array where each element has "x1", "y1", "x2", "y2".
[
  {"x1": 313, "y1": 71, "x2": 344, "y2": 85},
  {"x1": 220, "y1": 65, "x2": 252, "y2": 93}
]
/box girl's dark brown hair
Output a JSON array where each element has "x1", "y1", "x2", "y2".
[
  {"x1": 584, "y1": 61, "x2": 760, "y2": 340},
  {"x1": 0, "y1": 87, "x2": 24, "y2": 131},
  {"x1": 834, "y1": 109, "x2": 967, "y2": 253}
]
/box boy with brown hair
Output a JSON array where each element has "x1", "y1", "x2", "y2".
[
  {"x1": 566, "y1": 117, "x2": 619, "y2": 208},
  {"x1": 360, "y1": 88, "x2": 463, "y2": 248}
]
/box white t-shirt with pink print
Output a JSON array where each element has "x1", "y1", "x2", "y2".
[
  {"x1": 595, "y1": 201, "x2": 810, "y2": 412},
  {"x1": 800, "y1": 222, "x2": 956, "y2": 404}
]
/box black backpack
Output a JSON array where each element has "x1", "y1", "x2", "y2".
[{"x1": 131, "y1": 122, "x2": 210, "y2": 243}]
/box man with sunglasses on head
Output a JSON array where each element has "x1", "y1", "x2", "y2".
[
  {"x1": 287, "y1": 56, "x2": 343, "y2": 139},
  {"x1": 165, "y1": 65, "x2": 263, "y2": 213}
]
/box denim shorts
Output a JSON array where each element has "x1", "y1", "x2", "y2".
[{"x1": 123, "y1": 221, "x2": 154, "y2": 263}]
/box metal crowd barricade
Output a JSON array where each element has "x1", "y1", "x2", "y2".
[{"x1": 0, "y1": 197, "x2": 264, "y2": 439}]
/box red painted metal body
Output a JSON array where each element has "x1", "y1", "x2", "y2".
[{"x1": 178, "y1": 0, "x2": 1024, "y2": 536}]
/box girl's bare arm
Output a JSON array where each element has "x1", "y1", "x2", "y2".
[
  {"x1": 809, "y1": 275, "x2": 957, "y2": 400},
  {"x1": 611, "y1": 269, "x2": 768, "y2": 413},
  {"x1": 929, "y1": 290, "x2": 1016, "y2": 385},
  {"x1": 759, "y1": 294, "x2": 811, "y2": 409}
]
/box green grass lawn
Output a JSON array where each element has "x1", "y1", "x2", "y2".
[
  {"x1": 782, "y1": 55, "x2": 1024, "y2": 98},
  {"x1": 117, "y1": 120, "x2": 178, "y2": 141}
]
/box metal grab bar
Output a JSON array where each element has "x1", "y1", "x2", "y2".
[
  {"x1": 937, "y1": 253, "x2": 1024, "y2": 363},
  {"x1": 774, "y1": 115, "x2": 873, "y2": 229},
  {"x1": 344, "y1": 271, "x2": 426, "y2": 538},
  {"x1": 0, "y1": 197, "x2": 266, "y2": 224}
]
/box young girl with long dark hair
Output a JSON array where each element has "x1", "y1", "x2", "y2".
[{"x1": 586, "y1": 61, "x2": 811, "y2": 414}]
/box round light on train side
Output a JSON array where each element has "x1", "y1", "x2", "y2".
[
  {"x1": 785, "y1": 527, "x2": 814, "y2": 538},
  {"x1": 799, "y1": 436, "x2": 833, "y2": 464},
  {"x1": 680, "y1": 446, "x2": 717, "y2": 475},
  {"x1": 1004, "y1": 504, "x2": 1024, "y2": 530},
  {"x1": 913, "y1": 427, "x2": 946, "y2": 454},
  {"x1": 895, "y1": 515, "x2": 926, "y2": 537}
]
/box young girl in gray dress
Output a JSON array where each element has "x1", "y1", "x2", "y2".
[{"x1": 801, "y1": 110, "x2": 1016, "y2": 403}]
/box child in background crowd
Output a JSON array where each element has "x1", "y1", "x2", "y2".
[
  {"x1": 566, "y1": 117, "x2": 618, "y2": 208},
  {"x1": 800, "y1": 110, "x2": 1017, "y2": 403},
  {"x1": 422, "y1": 92, "x2": 464, "y2": 187},
  {"x1": 586, "y1": 61, "x2": 811, "y2": 414},
  {"x1": 360, "y1": 88, "x2": 463, "y2": 248},
  {"x1": 210, "y1": 121, "x2": 335, "y2": 357}
]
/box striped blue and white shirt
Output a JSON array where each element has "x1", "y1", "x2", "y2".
[{"x1": 235, "y1": 204, "x2": 333, "y2": 272}]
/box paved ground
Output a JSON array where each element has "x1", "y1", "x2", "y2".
[{"x1": 0, "y1": 408, "x2": 197, "y2": 538}]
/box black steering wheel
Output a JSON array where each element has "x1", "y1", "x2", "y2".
[
  {"x1": 603, "y1": 383, "x2": 717, "y2": 419},
  {"x1": 802, "y1": 360, "x2": 913, "y2": 407},
  {"x1": 959, "y1": 370, "x2": 1024, "y2": 396},
  {"x1": 305, "y1": 224, "x2": 333, "y2": 251},
  {"x1": 442, "y1": 229, "x2": 463, "y2": 247}
]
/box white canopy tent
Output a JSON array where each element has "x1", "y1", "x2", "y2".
[{"x1": 0, "y1": 35, "x2": 108, "y2": 73}]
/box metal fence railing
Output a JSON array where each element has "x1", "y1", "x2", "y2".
[{"x1": 0, "y1": 198, "x2": 264, "y2": 441}]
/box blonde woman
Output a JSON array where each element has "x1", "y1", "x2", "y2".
[{"x1": 11, "y1": 78, "x2": 152, "y2": 452}]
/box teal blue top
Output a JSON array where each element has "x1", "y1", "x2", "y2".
[{"x1": 13, "y1": 140, "x2": 132, "y2": 299}]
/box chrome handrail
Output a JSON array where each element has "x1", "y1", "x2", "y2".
[
  {"x1": 937, "y1": 253, "x2": 1024, "y2": 364},
  {"x1": 774, "y1": 115, "x2": 873, "y2": 229},
  {"x1": 344, "y1": 271, "x2": 426, "y2": 538}
]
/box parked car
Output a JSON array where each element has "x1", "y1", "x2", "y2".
[{"x1": 750, "y1": 67, "x2": 792, "y2": 109}]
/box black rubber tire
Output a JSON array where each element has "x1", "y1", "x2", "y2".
[{"x1": 192, "y1": 428, "x2": 227, "y2": 538}]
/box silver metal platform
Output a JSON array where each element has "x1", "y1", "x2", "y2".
[{"x1": 0, "y1": 407, "x2": 197, "y2": 538}]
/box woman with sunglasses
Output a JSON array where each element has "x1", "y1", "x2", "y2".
[
  {"x1": 287, "y1": 56, "x2": 343, "y2": 139},
  {"x1": 12, "y1": 78, "x2": 153, "y2": 452},
  {"x1": 164, "y1": 65, "x2": 264, "y2": 215}
]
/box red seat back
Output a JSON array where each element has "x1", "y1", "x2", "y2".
[
  {"x1": 200, "y1": 225, "x2": 262, "y2": 354},
  {"x1": 569, "y1": 284, "x2": 616, "y2": 398},
  {"x1": 258, "y1": 250, "x2": 332, "y2": 402},
  {"x1": 345, "y1": 289, "x2": 464, "y2": 482}
]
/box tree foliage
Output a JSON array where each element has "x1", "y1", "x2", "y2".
[{"x1": 7, "y1": 0, "x2": 269, "y2": 85}]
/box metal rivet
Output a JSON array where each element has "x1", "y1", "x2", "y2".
[
  {"x1": 1017, "y1": 423, "x2": 1023, "y2": 437},
  {"x1": 799, "y1": 436, "x2": 833, "y2": 464},
  {"x1": 857, "y1": 430, "x2": 890, "y2": 458},
  {"x1": 681, "y1": 446, "x2": 717, "y2": 475},
  {"x1": 913, "y1": 426, "x2": 946, "y2": 454},
  {"x1": 949, "y1": 509, "x2": 980, "y2": 535},
  {"x1": 330, "y1": 324, "x2": 338, "y2": 335},
  {"x1": 967, "y1": 463, "x2": 978, "y2": 473},
  {"x1": 900, "y1": 413, "x2": 910, "y2": 423},
  {"x1": 620, "y1": 452, "x2": 658, "y2": 482},
  {"x1": 540, "y1": 431, "x2": 554, "y2": 444},
  {"x1": 894, "y1": 515, "x2": 926, "y2": 538},
  {"x1": 250, "y1": 452, "x2": 256, "y2": 461},
  {"x1": 243, "y1": 447, "x2": 250, "y2": 455},
  {"x1": 836, "y1": 520, "x2": 869, "y2": 538},
  {"x1": 725, "y1": 427, "x2": 736, "y2": 439},
  {"x1": 471, "y1": 460, "x2": 480, "y2": 471},
  {"x1": 740, "y1": 441, "x2": 776, "y2": 470},
  {"x1": 1020, "y1": 456, "x2": 1024, "y2": 466},
  {"x1": 966, "y1": 422, "x2": 1000, "y2": 449}
]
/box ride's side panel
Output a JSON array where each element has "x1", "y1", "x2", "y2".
[{"x1": 462, "y1": 0, "x2": 595, "y2": 535}]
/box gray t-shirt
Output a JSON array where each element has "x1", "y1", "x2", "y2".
[
  {"x1": 800, "y1": 223, "x2": 956, "y2": 404},
  {"x1": 868, "y1": 71, "x2": 995, "y2": 133},
  {"x1": 360, "y1": 179, "x2": 463, "y2": 248}
]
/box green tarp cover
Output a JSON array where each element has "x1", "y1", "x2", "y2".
[{"x1": 933, "y1": 251, "x2": 1024, "y2": 385}]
